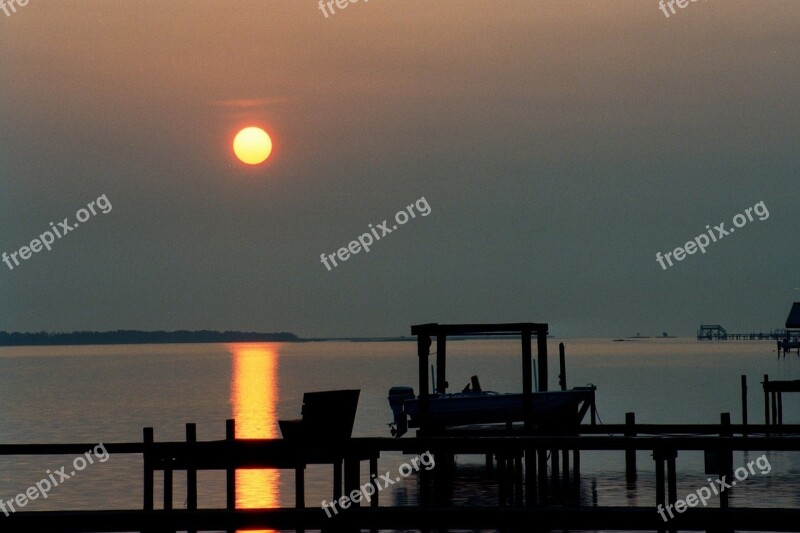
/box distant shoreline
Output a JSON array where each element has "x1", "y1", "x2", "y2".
[
  {"x1": 0, "y1": 330, "x2": 299, "y2": 346},
  {"x1": 0, "y1": 331, "x2": 565, "y2": 346},
  {"x1": 0, "y1": 332, "x2": 726, "y2": 347}
]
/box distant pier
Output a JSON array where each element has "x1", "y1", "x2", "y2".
[{"x1": 696, "y1": 324, "x2": 789, "y2": 340}]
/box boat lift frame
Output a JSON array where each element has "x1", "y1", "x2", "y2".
[{"x1": 411, "y1": 322, "x2": 550, "y2": 434}]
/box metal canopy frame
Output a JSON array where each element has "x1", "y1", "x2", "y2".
[{"x1": 410, "y1": 322, "x2": 549, "y2": 433}]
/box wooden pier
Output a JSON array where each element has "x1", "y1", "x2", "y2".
[
  {"x1": 2, "y1": 415, "x2": 800, "y2": 532},
  {"x1": 696, "y1": 324, "x2": 790, "y2": 341}
]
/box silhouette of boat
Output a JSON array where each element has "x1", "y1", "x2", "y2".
[{"x1": 388, "y1": 322, "x2": 597, "y2": 437}]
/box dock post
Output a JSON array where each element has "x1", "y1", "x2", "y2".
[
  {"x1": 537, "y1": 325, "x2": 549, "y2": 393},
  {"x1": 778, "y1": 392, "x2": 784, "y2": 425},
  {"x1": 537, "y1": 448, "x2": 548, "y2": 503},
  {"x1": 771, "y1": 391, "x2": 778, "y2": 425},
  {"x1": 226, "y1": 419, "x2": 236, "y2": 533},
  {"x1": 524, "y1": 448, "x2": 536, "y2": 506},
  {"x1": 763, "y1": 374, "x2": 770, "y2": 433},
  {"x1": 741, "y1": 375, "x2": 748, "y2": 438},
  {"x1": 163, "y1": 460, "x2": 173, "y2": 510},
  {"x1": 498, "y1": 452, "x2": 507, "y2": 506},
  {"x1": 572, "y1": 449, "x2": 580, "y2": 484},
  {"x1": 344, "y1": 455, "x2": 360, "y2": 508},
  {"x1": 369, "y1": 457, "x2": 379, "y2": 507},
  {"x1": 143, "y1": 427, "x2": 153, "y2": 511},
  {"x1": 333, "y1": 459, "x2": 343, "y2": 501},
  {"x1": 625, "y1": 412, "x2": 637, "y2": 481},
  {"x1": 559, "y1": 342, "x2": 566, "y2": 391},
  {"x1": 296, "y1": 464, "x2": 305, "y2": 508},
  {"x1": 436, "y1": 335, "x2": 447, "y2": 394},
  {"x1": 186, "y1": 423, "x2": 197, "y2": 533},
  {"x1": 522, "y1": 329, "x2": 533, "y2": 431},
  {"x1": 720, "y1": 413, "x2": 732, "y2": 510},
  {"x1": 654, "y1": 451, "x2": 665, "y2": 508},
  {"x1": 561, "y1": 445, "x2": 569, "y2": 486},
  {"x1": 226, "y1": 419, "x2": 236, "y2": 511},
  {"x1": 550, "y1": 448, "x2": 560, "y2": 498},
  {"x1": 666, "y1": 450, "x2": 677, "y2": 506},
  {"x1": 514, "y1": 454, "x2": 524, "y2": 505},
  {"x1": 417, "y1": 334, "x2": 431, "y2": 434},
  {"x1": 420, "y1": 453, "x2": 432, "y2": 508}
]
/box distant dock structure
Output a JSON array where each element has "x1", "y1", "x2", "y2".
[
  {"x1": 697, "y1": 324, "x2": 728, "y2": 340},
  {"x1": 697, "y1": 324, "x2": 788, "y2": 341},
  {"x1": 698, "y1": 303, "x2": 800, "y2": 355}
]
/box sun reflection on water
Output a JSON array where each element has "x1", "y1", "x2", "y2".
[{"x1": 229, "y1": 343, "x2": 280, "y2": 532}]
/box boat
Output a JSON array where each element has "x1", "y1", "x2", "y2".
[
  {"x1": 387, "y1": 322, "x2": 597, "y2": 437},
  {"x1": 389, "y1": 380, "x2": 596, "y2": 437}
]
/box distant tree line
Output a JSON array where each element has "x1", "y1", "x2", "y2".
[{"x1": 0, "y1": 330, "x2": 299, "y2": 346}]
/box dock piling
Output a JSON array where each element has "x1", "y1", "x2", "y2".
[
  {"x1": 186, "y1": 423, "x2": 197, "y2": 533},
  {"x1": 537, "y1": 329, "x2": 548, "y2": 393},
  {"x1": 333, "y1": 459, "x2": 343, "y2": 501},
  {"x1": 741, "y1": 375, "x2": 748, "y2": 438},
  {"x1": 720, "y1": 413, "x2": 732, "y2": 510},
  {"x1": 764, "y1": 374, "x2": 770, "y2": 433},
  {"x1": 524, "y1": 448, "x2": 536, "y2": 506},
  {"x1": 654, "y1": 453, "x2": 665, "y2": 507},
  {"x1": 653, "y1": 448, "x2": 678, "y2": 511},
  {"x1": 550, "y1": 448, "x2": 560, "y2": 498},
  {"x1": 772, "y1": 391, "x2": 778, "y2": 425},
  {"x1": 225, "y1": 419, "x2": 235, "y2": 533},
  {"x1": 537, "y1": 449, "x2": 548, "y2": 503},
  {"x1": 369, "y1": 457, "x2": 379, "y2": 507},
  {"x1": 666, "y1": 453, "x2": 677, "y2": 505},
  {"x1": 522, "y1": 329, "x2": 533, "y2": 431},
  {"x1": 226, "y1": 419, "x2": 236, "y2": 511},
  {"x1": 143, "y1": 427, "x2": 153, "y2": 512},
  {"x1": 163, "y1": 461, "x2": 173, "y2": 510},
  {"x1": 625, "y1": 412, "x2": 636, "y2": 481},
  {"x1": 186, "y1": 423, "x2": 197, "y2": 509},
  {"x1": 514, "y1": 454, "x2": 523, "y2": 504},
  {"x1": 497, "y1": 452, "x2": 507, "y2": 505}
]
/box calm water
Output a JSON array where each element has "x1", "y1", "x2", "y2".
[{"x1": 0, "y1": 338, "x2": 798, "y2": 530}]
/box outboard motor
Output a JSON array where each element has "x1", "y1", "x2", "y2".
[{"x1": 388, "y1": 386, "x2": 414, "y2": 437}]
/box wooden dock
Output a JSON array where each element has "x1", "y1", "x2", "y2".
[
  {"x1": 696, "y1": 324, "x2": 791, "y2": 341},
  {"x1": 3, "y1": 415, "x2": 800, "y2": 532}
]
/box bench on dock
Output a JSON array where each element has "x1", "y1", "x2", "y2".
[{"x1": 279, "y1": 388, "x2": 360, "y2": 442}]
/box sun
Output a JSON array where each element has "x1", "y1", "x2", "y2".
[{"x1": 233, "y1": 127, "x2": 273, "y2": 165}]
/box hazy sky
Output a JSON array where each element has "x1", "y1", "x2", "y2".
[{"x1": 1, "y1": 1, "x2": 798, "y2": 338}]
